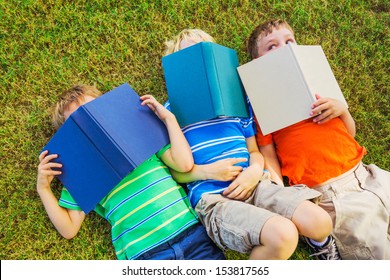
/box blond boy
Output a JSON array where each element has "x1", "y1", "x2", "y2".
[{"x1": 37, "y1": 84, "x2": 225, "y2": 260}]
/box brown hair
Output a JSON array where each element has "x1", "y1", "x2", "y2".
[
  {"x1": 164, "y1": 29, "x2": 215, "y2": 55},
  {"x1": 52, "y1": 84, "x2": 101, "y2": 129},
  {"x1": 247, "y1": 19, "x2": 294, "y2": 59}
]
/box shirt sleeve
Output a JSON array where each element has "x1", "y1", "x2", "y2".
[
  {"x1": 254, "y1": 116, "x2": 273, "y2": 147},
  {"x1": 58, "y1": 188, "x2": 82, "y2": 211},
  {"x1": 240, "y1": 98, "x2": 256, "y2": 138},
  {"x1": 156, "y1": 144, "x2": 171, "y2": 158}
]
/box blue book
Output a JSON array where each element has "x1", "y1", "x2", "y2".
[
  {"x1": 42, "y1": 83, "x2": 169, "y2": 213},
  {"x1": 162, "y1": 42, "x2": 249, "y2": 127}
]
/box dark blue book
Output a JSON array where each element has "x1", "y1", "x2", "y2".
[
  {"x1": 42, "y1": 83, "x2": 169, "y2": 213},
  {"x1": 162, "y1": 42, "x2": 249, "y2": 127}
]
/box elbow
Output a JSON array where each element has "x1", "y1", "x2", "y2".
[
  {"x1": 176, "y1": 159, "x2": 194, "y2": 173},
  {"x1": 60, "y1": 229, "x2": 78, "y2": 240}
]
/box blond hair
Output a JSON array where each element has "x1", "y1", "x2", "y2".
[
  {"x1": 247, "y1": 19, "x2": 294, "y2": 59},
  {"x1": 52, "y1": 84, "x2": 101, "y2": 130},
  {"x1": 164, "y1": 29, "x2": 215, "y2": 55}
]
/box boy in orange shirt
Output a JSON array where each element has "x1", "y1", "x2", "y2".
[{"x1": 246, "y1": 19, "x2": 390, "y2": 259}]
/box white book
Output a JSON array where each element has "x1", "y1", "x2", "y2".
[{"x1": 237, "y1": 44, "x2": 348, "y2": 135}]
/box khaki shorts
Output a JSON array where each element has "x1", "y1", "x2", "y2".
[
  {"x1": 195, "y1": 179, "x2": 321, "y2": 254},
  {"x1": 314, "y1": 162, "x2": 390, "y2": 260}
]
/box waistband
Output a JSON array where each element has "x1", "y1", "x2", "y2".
[{"x1": 314, "y1": 162, "x2": 366, "y2": 199}]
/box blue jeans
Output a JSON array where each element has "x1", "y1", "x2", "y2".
[{"x1": 135, "y1": 223, "x2": 226, "y2": 260}]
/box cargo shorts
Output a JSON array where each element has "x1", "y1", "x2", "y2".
[
  {"x1": 195, "y1": 178, "x2": 321, "y2": 253},
  {"x1": 314, "y1": 162, "x2": 390, "y2": 259}
]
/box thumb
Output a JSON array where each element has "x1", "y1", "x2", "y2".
[{"x1": 230, "y1": 158, "x2": 248, "y2": 165}]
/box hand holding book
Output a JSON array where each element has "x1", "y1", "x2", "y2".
[
  {"x1": 311, "y1": 94, "x2": 348, "y2": 124},
  {"x1": 42, "y1": 83, "x2": 170, "y2": 213},
  {"x1": 311, "y1": 94, "x2": 356, "y2": 136},
  {"x1": 140, "y1": 94, "x2": 176, "y2": 124}
]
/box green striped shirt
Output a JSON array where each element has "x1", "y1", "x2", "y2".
[{"x1": 59, "y1": 145, "x2": 198, "y2": 259}]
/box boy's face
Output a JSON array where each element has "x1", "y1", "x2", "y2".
[
  {"x1": 63, "y1": 95, "x2": 95, "y2": 120},
  {"x1": 256, "y1": 27, "x2": 296, "y2": 58}
]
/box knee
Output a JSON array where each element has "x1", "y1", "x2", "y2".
[
  {"x1": 260, "y1": 216, "x2": 299, "y2": 259},
  {"x1": 293, "y1": 201, "x2": 333, "y2": 240}
]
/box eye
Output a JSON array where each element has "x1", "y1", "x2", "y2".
[
  {"x1": 286, "y1": 39, "x2": 295, "y2": 45},
  {"x1": 268, "y1": 44, "x2": 276, "y2": 51}
]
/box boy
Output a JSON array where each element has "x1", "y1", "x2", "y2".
[
  {"x1": 37, "y1": 84, "x2": 225, "y2": 260},
  {"x1": 246, "y1": 19, "x2": 390, "y2": 259},
  {"x1": 162, "y1": 29, "x2": 339, "y2": 260}
]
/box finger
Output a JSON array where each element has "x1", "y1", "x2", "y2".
[
  {"x1": 44, "y1": 162, "x2": 63, "y2": 169},
  {"x1": 229, "y1": 158, "x2": 248, "y2": 165},
  {"x1": 231, "y1": 166, "x2": 244, "y2": 173},
  {"x1": 41, "y1": 170, "x2": 62, "y2": 176},
  {"x1": 316, "y1": 114, "x2": 333, "y2": 124},
  {"x1": 224, "y1": 187, "x2": 238, "y2": 198},
  {"x1": 39, "y1": 150, "x2": 49, "y2": 161},
  {"x1": 313, "y1": 108, "x2": 333, "y2": 122},
  {"x1": 231, "y1": 169, "x2": 243, "y2": 179},
  {"x1": 311, "y1": 100, "x2": 331, "y2": 114},
  {"x1": 40, "y1": 153, "x2": 59, "y2": 165},
  {"x1": 140, "y1": 98, "x2": 152, "y2": 106},
  {"x1": 226, "y1": 185, "x2": 244, "y2": 199},
  {"x1": 310, "y1": 107, "x2": 322, "y2": 116},
  {"x1": 312, "y1": 96, "x2": 329, "y2": 109},
  {"x1": 234, "y1": 189, "x2": 251, "y2": 201},
  {"x1": 142, "y1": 101, "x2": 157, "y2": 112},
  {"x1": 139, "y1": 94, "x2": 153, "y2": 100},
  {"x1": 222, "y1": 181, "x2": 239, "y2": 196}
]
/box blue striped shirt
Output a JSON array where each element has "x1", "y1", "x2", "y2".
[{"x1": 165, "y1": 100, "x2": 256, "y2": 206}]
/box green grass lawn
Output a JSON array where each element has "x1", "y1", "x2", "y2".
[{"x1": 0, "y1": 0, "x2": 388, "y2": 260}]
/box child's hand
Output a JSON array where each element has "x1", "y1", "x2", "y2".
[
  {"x1": 204, "y1": 158, "x2": 247, "y2": 181},
  {"x1": 37, "y1": 150, "x2": 62, "y2": 192},
  {"x1": 222, "y1": 165, "x2": 262, "y2": 201},
  {"x1": 311, "y1": 94, "x2": 348, "y2": 124},
  {"x1": 140, "y1": 95, "x2": 174, "y2": 122}
]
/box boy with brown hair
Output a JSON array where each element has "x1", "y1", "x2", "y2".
[
  {"x1": 37, "y1": 84, "x2": 225, "y2": 260},
  {"x1": 246, "y1": 19, "x2": 390, "y2": 259}
]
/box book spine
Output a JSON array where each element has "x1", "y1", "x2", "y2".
[
  {"x1": 201, "y1": 42, "x2": 224, "y2": 116},
  {"x1": 71, "y1": 107, "x2": 136, "y2": 178},
  {"x1": 289, "y1": 44, "x2": 315, "y2": 103}
]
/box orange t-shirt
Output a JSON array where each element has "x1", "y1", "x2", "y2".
[{"x1": 255, "y1": 117, "x2": 366, "y2": 187}]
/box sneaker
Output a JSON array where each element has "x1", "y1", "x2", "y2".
[{"x1": 303, "y1": 236, "x2": 341, "y2": 260}]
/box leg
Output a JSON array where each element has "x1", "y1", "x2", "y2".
[
  {"x1": 195, "y1": 193, "x2": 298, "y2": 260},
  {"x1": 181, "y1": 223, "x2": 226, "y2": 260},
  {"x1": 316, "y1": 163, "x2": 390, "y2": 259},
  {"x1": 250, "y1": 215, "x2": 298, "y2": 260},
  {"x1": 292, "y1": 200, "x2": 333, "y2": 241}
]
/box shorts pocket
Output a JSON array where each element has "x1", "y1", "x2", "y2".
[{"x1": 213, "y1": 217, "x2": 252, "y2": 254}]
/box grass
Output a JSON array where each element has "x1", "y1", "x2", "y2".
[{"x1": 0, "y1": 0, "x2": 388, "y2": 260}]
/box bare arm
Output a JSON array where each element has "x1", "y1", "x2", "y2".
[
  {"x1": 311, "y1": 94, "x2": 356, "y2": 136},
  {"x1": 222, "y1": 136, "x2": 264, "y2": 201},
  {"x1": 37, "y1": 151, "x2": 85, "y2": 239},
  {"x1": 170, "y1": 157, "x2": 248, "y2": 183},
  {"x1": 259, "y1": 143, "x2": 284, "y2": 185},
  {"x1": 140, "y1": 95, "x2": 193, "y2": 172}
]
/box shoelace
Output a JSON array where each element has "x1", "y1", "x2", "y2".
[{"x1": 309, "y1": 239, "x2": 341, "y2": 260}]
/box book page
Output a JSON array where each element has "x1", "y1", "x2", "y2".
[
  {"x1": 292, "y1": 45, "x2": 348, "y2": 107},
  {"x1": 238, "y1": 44, "x2": 314, "y2": 134}
]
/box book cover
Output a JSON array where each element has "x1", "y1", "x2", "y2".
[
  {"x1": 42, "y1": 83, "x2": 169, "y2": 213},
  {"x1": 162, "y1": 42, "x2": 249, "y2": 127},
  {"x1": 237, "y1": 44, "x2": 348, "y2": 135}
]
